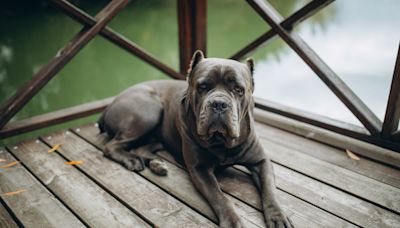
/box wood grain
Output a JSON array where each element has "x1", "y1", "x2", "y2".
[
  {"x1": 0, "y1": 148, "x2": 84, "y2": 228},
  {"x1": 6, "y1": 141, "x2": 150, "y2": 227},
  {"x1": 41, "y1": 130, "x2": 217, "y2": 228}
]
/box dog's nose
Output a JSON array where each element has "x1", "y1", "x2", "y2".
[{"x1": 212, "y1": 100, "x2": 228, "y2": 113}]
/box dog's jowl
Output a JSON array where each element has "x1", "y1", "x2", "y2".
[{"x1": 98, "y1": 50, "x2": 293, "y2": 228}]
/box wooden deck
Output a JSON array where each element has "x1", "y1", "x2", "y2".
[{"x1": 1, "y1": 111, "x2": 400, "y2": 228}]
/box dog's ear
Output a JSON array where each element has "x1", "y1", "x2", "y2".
[
  {"x1": 187, "y1": 50, "x2": 204, "y2": 77},
  {"x1": 246, "y1": 58, "x2": 255, "y2": 91}
]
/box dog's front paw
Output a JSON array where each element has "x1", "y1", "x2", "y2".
[
  {"x1": 265, "y1": 206, "x2": 293, "y2": 228},
  {"x1": 149, "y1": 159, "x2": 168, "y2": 176},
  {"x1": 219, "y1": 214, "x2": 245, "y2": 228},
  {"x1": 123, "y1": 158, "x2": 144, "y2": 172}
]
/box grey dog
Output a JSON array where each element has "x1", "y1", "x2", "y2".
[{"x1": 98, "y1": 50, "x2": 293, "y2": 228}]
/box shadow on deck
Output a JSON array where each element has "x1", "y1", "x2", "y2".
[{"x1": 1, "y1": 109, "x2": 399, "y2": 228}]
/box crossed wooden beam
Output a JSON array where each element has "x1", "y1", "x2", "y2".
[{"x1": 0, "y1": 0, "x2": 398, "y2": 151}]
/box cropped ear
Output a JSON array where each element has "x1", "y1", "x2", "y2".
[
  {"x1": 246, "y1": 58, "x2": 255, "y2": 91},
  {"x1": 187, "y1": 50, "x2": 205, "y2": 77}
]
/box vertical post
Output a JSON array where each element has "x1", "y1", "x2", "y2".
[
  {"x1": 177, "y1": 0, "x2": 207, "y2": 77},
  {"x1": 382, "y1": 43, "x2": 400, "y2": 138}
]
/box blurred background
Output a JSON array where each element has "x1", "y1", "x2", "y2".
[{"x1": 1, "y1": 0, "x2": 399, "y2": 142}]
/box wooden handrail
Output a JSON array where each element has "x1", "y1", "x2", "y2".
[
  {"x1": 52, "y1": 0, "x2": 184, "y2": 80},
  {"x1": 382, "y1": 43, "x2": 400, "y2": 138},
  {"x1": 231, "y1": 0, "x2": 334, "y2": 60},
  {"x1": 0, "y1": 0, "x2": 130, "y2": 130},
  {"x1": 246, "y1": 0, "x2": 382, "y2": 135},
  {"x1": 0, "y1": 97, "x2": 114, "y2": 139}
]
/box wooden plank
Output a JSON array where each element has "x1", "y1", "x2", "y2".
[
  {"x1": 382, "y1": 44, "x2": 400, "y2": 137},
  {"x1": 6, "y1": 141, "x2": 150, "y2": 227},
  {"x1": 254, "y1": 122, "x2": 400, "y2": 189},
  {"x1": 246, "y1": 0, "x2": 382, "y2": 135},
  {"x1": 231, "y1": 0, "x2": 334, "y2": 60},
  {"x1": 41, "y1": 130, "x2": 216, "y2": 227},
  {"x1": 52, "y1": 0, "x2": 184, "y2": 80},
  {"x1": 0, "y1": 0, "x2": 129, "y2": 129},
  {"x1": 257, "y1": 137, "x2": 400, "y2": 214},
  {"x1": 75, "y1": 123, "x2": 356, "y2": 228},
  {"x1": 0, "y1": 97, "x2": 114, "y2": 139},
  {"x1": 255, "y1": 97, "x2": 370, "y2": 138},
  {"x1": 0, "y1": 202, "x2": 18, "y2": 228},
  {"x1": 254, "y1": 109, "x2": 400, "y2": 168},
  {"x1": 65, "y1": 126, "x2": 264, "y2": 227},
  {"x1": 0, "y1": 148, "x2": 84, "y2": 228},
  {"x1": 233, "y1": 163, "x2": 400, "y2": 228}
]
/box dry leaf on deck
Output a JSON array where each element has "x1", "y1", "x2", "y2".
[
  {"x1": 48, "y1": 144, "x2": 61, "y2": 153},
  {"x1": 0, "y1": 161, "x2": 20, "y2": 169},
  {"x1": 346, "y1": 149, "x2": 360, "y2": 161},
  {"x1": 1, "y1": 189, "x2": 27, "y2": 196},
  {"x1": 65, "y1": 160, "x2": 84, "y2": 165}
]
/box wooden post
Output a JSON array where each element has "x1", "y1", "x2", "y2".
[
  {"x1": 382, "y1": 43, "x2": 400, "y2": 138},
  {"x1": 177, "y1": 0, "x2": 207, "y2": 77},
  {"x1": 0, "y1": 0, "x2": 130, "y2": 130}
]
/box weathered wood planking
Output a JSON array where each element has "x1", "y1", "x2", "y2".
[
  {"x1": 0, "y1": 148, "x2": 84, "y2": 228},
  {"x1": 60, "y1": 128, "x2": 265, "y2": 227},
  {"x1": 75, "y1": 123, "x2": 356, "y2": 228},
  {"x1": 258, "y1": 138, "x2": 400, "y2": 214},
  {"x1": 41, "y1": 131, "x2": 217, "y2": 228},
  {"x1": 254, "y1": 122, "x2": 400, "y2": 189},
  {"x1": 6, "y1": 141, "x2": 149, "y2": 228},
  {"x1": 233, "y1": 163, "x2": 400, "y2": 228},
  {"x1": 254, "y1": 109, "x2": 400, "y2": 168},
  {"x1": 0, "y1": 202, "x2": 18, "y2": 228}
]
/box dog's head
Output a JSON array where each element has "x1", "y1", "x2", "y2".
[{"x1": 184, "y1": 50, "x2": 255, "y2": 148}]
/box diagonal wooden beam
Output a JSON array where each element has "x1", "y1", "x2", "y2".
[
  {"x1": 52, "y1": 0, "x2": 184, "y2": 80},
  {"x1": 382, "y1": 43, "x2": 400, "y2": 138},
  {"x1": 0, "y1": 0, "x2": 130, "y2": 130},
  {"x1": 247, "y1": 0, "x2": 382, "y2": 135},
  {"x1": 231, "y1": 0, "x2": 334, "y2": 60}
]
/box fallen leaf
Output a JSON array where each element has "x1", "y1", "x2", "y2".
[
  {"x1": 346, "y1": 149, "x2": 360, "y2": 161},
  {"x1": 48, "y1": 144, "x2": 61, "y2": 153},
  {"x1": 1, "y1": 189, "x2": 27, "y2": 196},
  {"x1": 0, "y1": 161, "x2": 20, "y2": 169},
  {"x1": 0, "y1": 159, "x2": 6, "y2": 162},
  {"x1": 65, "y1": 160, "x2": 84, "y2": 165}
]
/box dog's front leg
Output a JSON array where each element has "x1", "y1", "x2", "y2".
[
  {"x1": 187, "y1": 164, "x2": 244, "y2": 228},
  {"x1": 248, "y1": 157, "x2": 293, "y2": 228}
]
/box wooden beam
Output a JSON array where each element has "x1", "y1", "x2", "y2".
[
  {"x1": 0, "y1": 0, "x2": 130, "y2": 130},
  {"x1": 254, "y1": 109, "x2": 400, "y2": 167},
  {"x1": 0, "y1": 97, "x2": 114, "y2": 139},
  {"x1": 254, "y1": 97, "x2": 369, "y2": 137},
  {"x1": 52, "y1": 0, "x2": 183, "y2": 80},
  {"x1": 231, "y1": 0, "x2": 334, "y2": 60},
  {"x1": 382, "y1": 43, "x2": 400, "y2": 138},
  {"x1": 247, "y1": 0, "x2": 382, "y2": 135},
  {"x1": 177, "y1": 0, "x2": 207, "y2": 75}
]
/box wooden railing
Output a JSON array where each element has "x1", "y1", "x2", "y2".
[{"x1": 0, "y1": 0, "x2": 399, "y2": 153}]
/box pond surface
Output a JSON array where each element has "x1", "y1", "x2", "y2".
[{"x1": 1, "y1": 0, "x2": 399, "y2": 143}]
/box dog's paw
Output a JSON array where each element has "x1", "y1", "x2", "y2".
[
  {"x1": 265, "y1": 207, "x2": 293, "y2": 228},
  {"x1": 149, "y1": 159, "x2": 168, "y2": 176},
  {"x1": 123, "y1": 158, "x2": 144, "y2": 172},
  {"x1": 219, "y1": 216, "x2": 245, "y2": 228}
]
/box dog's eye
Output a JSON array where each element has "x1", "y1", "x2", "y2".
[
  {"x1": 198, "y1": 83, "x2": 208, "y2": 91},
  {"x1": 234, "y1": 86, "x2": 244, "y2": 95}
]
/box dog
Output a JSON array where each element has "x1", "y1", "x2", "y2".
[{"x1": 98, "y1": 50, "x2": 293, "y2": 228}]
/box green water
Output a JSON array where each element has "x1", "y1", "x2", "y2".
[{"x1": 1, "y1": 0, "x2": 399, "y2": 144}]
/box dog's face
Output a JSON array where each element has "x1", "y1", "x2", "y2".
[{"x1": 186, "y1": 51, "x2": 254, "y2": 148}]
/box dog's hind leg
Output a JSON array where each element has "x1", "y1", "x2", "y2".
[{"x1": 104, "y1": 135, "x2": 147, "y2": 172}]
